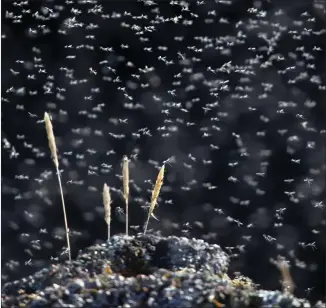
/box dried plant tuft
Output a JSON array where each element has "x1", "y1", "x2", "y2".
[
  {"x1": 103, "y1": 183, "x2": 112, "y2": 241},
  {"x1": 44, "y1": 112, "x2": 71, "y2": 261},
  {"x1": 144, "y1": 163, "x2": 165, "y2": 234},
  {"x1": 122, "y1": 155, "x2": 129, "y2": 235},
  {"x1": 274, "y1": 257, "x2": 295, "y2": 294},
  {"x1": 44, "y1": 112, "x2": 59, "y2": 168}
]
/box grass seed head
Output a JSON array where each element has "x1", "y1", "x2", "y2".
[
  {"x1": 122, "y1": 155, "x2": 129, "y2": 201},
  {"x1": 103, "y1": 183, "x2": 112, "y2": 240},
  {"x1": 103, "y1": 183, "x2": 111, "y2": 225},
  {"x1": 150, "y1": 163, "x2": 165, "y2": 214},
  {"x1": 278, "y1": 261, "x2": 294, "y2": 294},
  {"x1": 44, "y1": 112, "x2": 59, "y2": 168},
  {"x1": 144, "y1": 163, "x2": 165, "y2": 234}
]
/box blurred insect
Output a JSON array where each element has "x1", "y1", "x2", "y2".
[
  {"x1": 89, "y1": 67, "x2": 97, "y2": 75},
  {"x1": 313, "y1": 201, "x2": 324, "y2": 209},
  {"x1": 115, "y1": 207, "x2": 126, "y2": 222},
  {"x1": 181, "y1": 229, "x2": 190, "y2": 236},
  {"x1": 25, "y1": 259, "x2": 32, "y2": 266},
  {"x1": 28, "y1": 112, "x2": 37, "y2": 118},
  {"x1": 61, "y1": 248, "x2": 70, "y2": 256},
  {"x1": 228, "y1": 176, "x2": 239, "y2": 183},
  {"x1": 50, "y1": 256, "x2": 59, "y2": 261},
  {"x1": 130, "y1": 225, "x2": 141, "y2": 231},
  {"x1": 305, "y1": 287, "x2": 314, "y2": 295},
  {"x1": 214, "y1": 208, "x2": 224, "y2": 215},
  {"x1": 141, "y1": 204, "x2": 150, "y2": 212}
]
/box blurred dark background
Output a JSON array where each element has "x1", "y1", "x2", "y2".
[{"x1": 2, "y1": 0, "x2": 326, "y2": 303}]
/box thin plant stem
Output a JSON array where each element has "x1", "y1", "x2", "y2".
[{"x1": 56, "y1": 165, "x2": 71, "y2": 261}]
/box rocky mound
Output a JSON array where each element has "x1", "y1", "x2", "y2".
[{"x1": 2, "y1": 234, "x2": 321, "y2": 308}]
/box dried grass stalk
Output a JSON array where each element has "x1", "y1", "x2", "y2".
[
  {"x1": 275, "y1": 258, "x2": 295, "y2": 294},
  {"x1": 103, "y1": 183, "x2": 111, "y2": 240},
  {"x1": 44, "y1": 112, "x2": 71, "y2": 261},
  {"x1": 144, "y1": 163, "x2": 165, "y2": 234},
  {"x1": 279, "y1": 262, "x2": 294, "y2": 294},
  {"x1": 122, "y1": 155, "x2": 129, "y2": 235}
]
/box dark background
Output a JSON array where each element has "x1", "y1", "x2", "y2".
[{"x1": 2, "y1": 0, "x2": 326, "y2": 304}]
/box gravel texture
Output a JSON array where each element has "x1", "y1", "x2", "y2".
[{"x1": 2, "y1": 234, "x2": 323, "y2": 308}]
